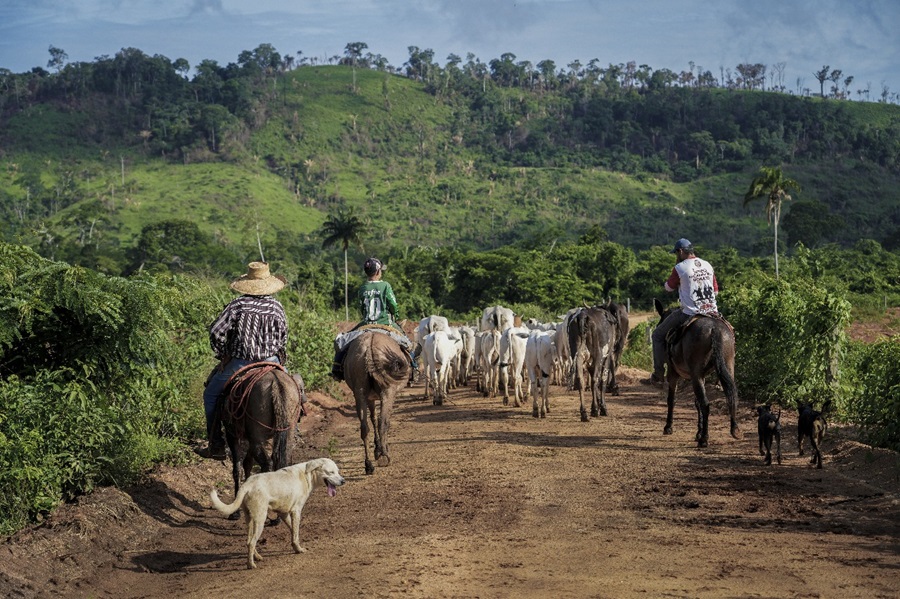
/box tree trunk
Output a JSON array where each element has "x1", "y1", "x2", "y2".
[
  {"x1": 773, "y1": 206, "x2": 780, "y2": 279},
  {"x1": 343, "y1": 249, "x2": 349, "y2": 320}
]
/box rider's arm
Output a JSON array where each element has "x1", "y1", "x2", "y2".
[
  {"x1": 384, "y1": 283, "x2": 400, "y2": 321},
  {"x1": 208, "y1": 300, "x2": 238, "y2": 359},
  {"x1": 664, "y1": 268, "x2": 680, "y2": 292}
]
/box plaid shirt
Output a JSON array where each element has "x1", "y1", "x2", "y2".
[{"x1": 209, "y1": 295, "x2": 288, "y2": 362}]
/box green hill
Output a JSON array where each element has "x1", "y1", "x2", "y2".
[{"x1": 1, "y1": 54, "x2": 898, "y2": 276}]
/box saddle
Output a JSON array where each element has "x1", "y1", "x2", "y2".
[
  {"x1": 221, "y1": 362, "x2": 305, "y2": 430},
  {"x1": 665, "y1": 312, "x2": 733, "y2": 348}
]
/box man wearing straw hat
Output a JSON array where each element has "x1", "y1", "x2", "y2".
[{"x1": 196, "y1": 262, "x2": 288, "y2": 460}]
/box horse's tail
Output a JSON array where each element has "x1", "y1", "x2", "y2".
[
  {"x1": 368, "y1": 334, "x2": 408, "y2": 387},
  {"x1": 271, "y1": 371, "x2": 294, "y2": 470},
  {"x1": 711, "y1": 325, "x2": 739, "y2": 418},
  {"x1": 210, "y1": 487, "x2": 247, "y2": 516}
]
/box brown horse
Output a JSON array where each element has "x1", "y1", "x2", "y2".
[
  {"x1": 342, "y1": 331, "x2": 410, "y2": 475},
  {"x1": 654, "y1": 299, "x2": 741, "y2": 447},
  {"x1": 221, "y1": 364, "x2": 305, "y2": 497}
]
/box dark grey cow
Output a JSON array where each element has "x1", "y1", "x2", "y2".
[
  {"x1": 567, "y1": 305, "x2": 619, "y2": 422},
  {"x1": 598, "y1": 300, "x2": 629, "y2": 395}
]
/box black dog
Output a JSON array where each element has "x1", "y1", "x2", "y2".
[
  {"x1": 757, "y1": 404, "x2": 782, "y2": 465},
  {"x1": 798, "y1": 401, "x2": 830, "y2": 469}
]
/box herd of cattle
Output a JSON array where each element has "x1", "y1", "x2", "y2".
[{"x1": 410, "y1": 302, "x2": 630, "y2": 421}]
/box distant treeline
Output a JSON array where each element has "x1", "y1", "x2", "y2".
[{"x1": 2, "y1": 44, "x2": 898, "y2": 175}]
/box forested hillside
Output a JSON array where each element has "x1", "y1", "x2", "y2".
[{"x1": 1, "y1": 44, "x2": 899, "y2": 281}]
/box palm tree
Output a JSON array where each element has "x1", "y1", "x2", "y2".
[
  {"x1": 320, "y1": 206, "x2": 368, "y2": 319},
  {"x1": 744, "y1": 166, "x2": 800, "y2": 278}
]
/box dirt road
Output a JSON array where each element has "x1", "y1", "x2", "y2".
[{"x1": 2, "y1": 367, "x2": 899, "y2": 599}]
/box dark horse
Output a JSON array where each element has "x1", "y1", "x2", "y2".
[
  {"x1": 220, "y1": 363, "x2": 306, "y2": 497},
  {"x1": 655, "y1": 299, "x2": 742, "y2": 447},
  {"x1": 342, "y1": 330, "x2": 410, "y2": 475}
]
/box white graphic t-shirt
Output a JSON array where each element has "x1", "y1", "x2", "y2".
[{"x1": 664, "y1": 257, "x2": 719, "y2": 315}]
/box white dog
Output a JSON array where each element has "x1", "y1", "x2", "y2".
[{"x1": 210, "y1": 457, "x2": 345, "y2": 569}]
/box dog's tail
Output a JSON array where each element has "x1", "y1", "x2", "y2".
[{"x1": 210, "y1": 487, "x2": 248, "y2": 516}]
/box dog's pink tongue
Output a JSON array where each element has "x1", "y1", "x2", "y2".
[{"x1": 327, "y1": 483, "x2": 337, "y2": 497}]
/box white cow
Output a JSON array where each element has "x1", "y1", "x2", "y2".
[
  {"x1": 480, "y1": 305, "x2": 515, "y2": 333},
  {"x1": 477, "y1": 329, "x2": 501, "y2": 398},
  {"x1": 421, "y1": 332, "x2": 438, "y2": 402},
  {"x1": 429, "y1": 330, "x2": 459, "y2": 406},
  {"x1": 526, "y1": 330, "x2": 558, "y2": 418},
  {"x1": 480, "y1": 306, "x2": 514, "y2": 396},
  {"x1": 445, "y1": 326, "x2": 464, "y2": 391},
  {"x1": 414, "y1": 315, "x2": 450, "y2": 383},
  {"x1": 456, "y1": 326, "x2": 477, "y2": 386},
  {"x1": 499, "y1": 326, "x2": 531, "y2": 407}
]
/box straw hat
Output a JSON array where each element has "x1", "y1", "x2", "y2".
[{"x1": 230, "y1": 262, "x2": 286, "y2": 295}]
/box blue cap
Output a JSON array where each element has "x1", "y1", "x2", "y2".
[{"x1": 672, "y1": 238, "x2": 693, "y2": 253}]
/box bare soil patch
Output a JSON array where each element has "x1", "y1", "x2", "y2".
[{"x1": 2, "y1": 367, "x2": 899, "y2": 598}]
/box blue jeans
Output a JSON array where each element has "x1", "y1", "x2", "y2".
[
  {"x1": 651, "y1": 310, "x2": 691, "y2": 377},
  {"x1": 202, "y1": 356, "x2": 280, "y2": 441}
]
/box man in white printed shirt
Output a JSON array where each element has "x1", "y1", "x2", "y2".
[{"x1": 648, "y1": 238, "x2": 719, "y2": 386}]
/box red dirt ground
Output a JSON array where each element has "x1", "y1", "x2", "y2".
[{"x1": 2, "y1": 360, "x2": 898, "y2": 598}]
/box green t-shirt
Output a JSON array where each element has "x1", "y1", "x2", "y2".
[{"x1": 358, "y1": 280, "x2": 399, "y2": 325}]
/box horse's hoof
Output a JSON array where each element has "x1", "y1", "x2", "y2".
[
  {"x1": 365, "y1": 461, "x2": 375, "y2": 475},
  {"x1": 599, "y1": 408, "x2": 608, "y2": 417},
  {"x1": 697, "y1": 440, "x2": 709, "y2": 448},
  {"x1": 541, "y1": 412, "x2": 547, "y2": 419},
  {"x1": 590, "y1": 409, "x2": 599, "y2": 418},
  {"x1": 580, "y1": 411, "x2": 589, "y2": 423},
  {"x1": 377, "y1": 455, "x2": 390, "y2": 467},
  {"x1": 731, "y1": 427, "x2": 743, "y2": 440},
  {"x1": 663, "y1": 426, "x2": 673, "y2": 435},
  {"x1": 532, "y1": 408, "x2": 539, "y2": 418},
  {"x1": 502, "y1": 398, "x2": 508, "y2": 406}
]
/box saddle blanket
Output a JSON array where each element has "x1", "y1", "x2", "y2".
[{"x1": 334, "y1": 325, "x2": 412, "y2": 353}]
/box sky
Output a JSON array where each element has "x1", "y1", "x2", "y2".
[{"x1": 1, "y1": 0, "x2": 899, "y2": 99}]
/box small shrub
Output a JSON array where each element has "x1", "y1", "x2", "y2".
[{"x1": 622, "y1": 320, "x2": 654, "y2": 372}]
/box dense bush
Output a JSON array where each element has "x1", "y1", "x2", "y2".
[
  {"x1": 0, "y1": 244, "x2": 216, "y2": 533},
  {"x1": 843, "y1": 340, "x2": 900, "y2": 451},
  {"x1": 0, "y1": 243, "x2": 335, "y2": 534},
  {"x1": 721, "y1": 273, "x2": 852, "y2": 407}
]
